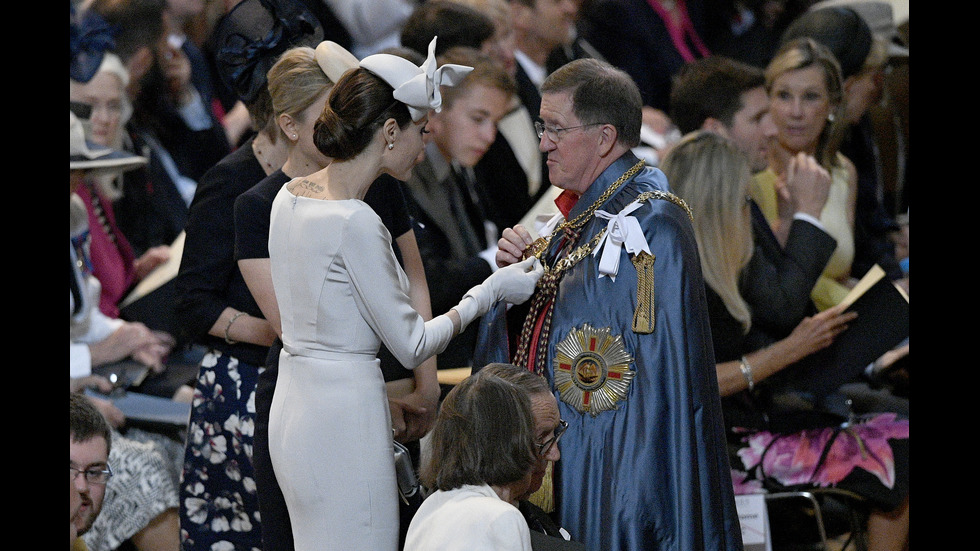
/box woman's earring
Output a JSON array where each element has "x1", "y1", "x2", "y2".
[
  {"x1": 387, "y1": 142, "x2": 394, "y2": 150},
  {"x1": 827, "y1": 113, "x2": 835, "y2": 123},
  {"x1": 292, "y1": 134, "x2": 298, "y2": 140}
]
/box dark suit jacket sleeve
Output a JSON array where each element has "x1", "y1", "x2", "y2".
[
  {"x1": 743, "y1": 212, "x2": 837, "y2": 339},
  {"x1": 413, "y1": 218, "x2": 494, "y2": 314}
]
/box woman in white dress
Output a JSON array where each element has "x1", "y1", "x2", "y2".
[{"x1": 267, "y1": 37, "x2": 544, "y2": 550}]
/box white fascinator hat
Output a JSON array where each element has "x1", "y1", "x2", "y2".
[
  {"x1": 359, "y1": 37, "x2": 474, "y2": 121},
  {"x1": 314, "y1": 40, "x2": 360, "y2": 83}
]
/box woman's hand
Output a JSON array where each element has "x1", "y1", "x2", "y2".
[
  {"x1": 389, "y1": 397, "x2": 430, "y2": 444},
  {"x1": 785, "y1": 152, "x2": 831, "y2": 218},
  {"x1": 784, "y1": 304, "x2": 857, "y2": 362},
  {"x1": 395, "y1": 387, "x2": 438, "y2": 443},
  {"x1": 133, "y1": 245, "x2": 170, "y2": 281},
  {"x1": 90, "y1": 322, "x2": 160, "y2": 367}
]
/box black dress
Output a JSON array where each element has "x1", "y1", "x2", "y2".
[
  {"x1": 705, "y1": 286, "x2": 909, "y2": 511},
  {"x1": 174, "y1": 139, "x2": 269, "y2": 550}
]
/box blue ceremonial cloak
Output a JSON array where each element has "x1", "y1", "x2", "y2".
[{"x1": 475, "y1": 153, "x2": 742, "y2": 551}]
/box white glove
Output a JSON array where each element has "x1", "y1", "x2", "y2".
[{"x1": 453, "y1": 256, "x2": 543, "y2": 332}]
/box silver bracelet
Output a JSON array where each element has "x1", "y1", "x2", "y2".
[
  {"x1": 224, "y1": 311, "x2": 248, "y2": 345},
  {"x1": 739, "y1": 356, "x2": 755, "y2": 392}
]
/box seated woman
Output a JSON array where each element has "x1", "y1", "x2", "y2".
[
  {"x1": 752, "y1": 38, "x2": 858, "y2": 311},
  {"x1": 71, "y1": 110, "x2": 183, "y2": 551},
  {"x1": 405, "y1": 369, "x2": 538, "y2": 551},
  {"x1": 661, "y1": 131, "x2": 909, "y2": 551},
  {"x1": 70, "y1": 52, "x2": 171, "y2": 320}
]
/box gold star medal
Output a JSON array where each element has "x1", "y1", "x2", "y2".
[{"x1": 553, "y1": 324, "x2": 635, "y2": 416}]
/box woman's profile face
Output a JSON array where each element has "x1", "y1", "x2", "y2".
[
  {"x1": 386, "y1": 116, "x2": 429, "y2": 181},
  {"x1": 769, "y1": 65, "x2": 833, "y2": 155}
]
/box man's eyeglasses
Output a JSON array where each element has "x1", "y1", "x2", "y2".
[
  {"x1": 534, "y1": 121, "x2": 604, "y2": 142},
  {"x1": 537, "y1": 419, "x2": 568, "y2": 455},
  {"x1": 70, "y1": 464, "x2": 113, "y2": 485}
]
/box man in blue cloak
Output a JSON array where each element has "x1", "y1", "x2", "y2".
[{"x1": 476, "y1": 58, "x2": 742, "y2": 551}]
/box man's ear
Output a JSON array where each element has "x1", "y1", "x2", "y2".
[
  {"x1": 701, "y1": 117, "x2": 730, "y2": 139},
  {"x1": 596, "y1": 123, "x2": 618, "y2": 157}
]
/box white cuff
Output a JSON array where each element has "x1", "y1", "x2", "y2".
[{"x1": 793, "y1": 212, "x2": 826, "y2": 232}]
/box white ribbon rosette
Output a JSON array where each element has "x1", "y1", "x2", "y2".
[{"x1": 592, "y1": 200, "x2": 651, "y2": 281}]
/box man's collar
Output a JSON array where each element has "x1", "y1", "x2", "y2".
[
  {"x1": 425, "y1": 140, "x2": 452, "y2": 182},
  {"x1": 514, "y1": 49, "x2": 547, "y2": 89},
  {"x1": 565, "y1": 152, "x2": 642, "y2": 220}
]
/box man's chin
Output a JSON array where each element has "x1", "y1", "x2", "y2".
[{"x1": 74, "y1": 507, "x2": 96, "y2": 536}]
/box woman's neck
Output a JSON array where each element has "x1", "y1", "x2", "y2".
[
  {"x1": 769, "y1": 139, "x2": 816, "y2": 175},
  {"x1": 282, "y1": 149, "x2": 328, "y2": 180},
  {"x1": 490, "y1": 484, "x2": 520, "y2": 507},
  {"x1": 252, "y1": 131, "x2": 289, "y2": 176},
  {"x1": 321, "y1": 153, "x2": 383, "y2": 201}
]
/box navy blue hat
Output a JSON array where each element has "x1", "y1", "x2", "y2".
[
  {"x1": 213, "y1": 0, "x2": 325, "y2": 103},
  {"x1": 70, "y1": 5, "x2": 116, "y2": 84},
  {"x1": 781, "y1": 6, "x2": 873, "y2": 79}
]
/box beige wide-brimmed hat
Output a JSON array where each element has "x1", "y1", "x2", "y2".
[
  {"x1": 811, "y1": 0, "x2": 909, "y2": 58},
  {"x1": 69, "y1": 111, "x2": 147, "y2": 173}
]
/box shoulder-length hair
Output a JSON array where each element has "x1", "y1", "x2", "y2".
[
  {"x1": 420, "y1": 369, "x2": 537, "y2": 491},
  {"x1": 661, "y1": 131, "x2": 754, "y2": 332}
]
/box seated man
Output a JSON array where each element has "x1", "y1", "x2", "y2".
[
  {"x1": 71, "y1": 392, "x2": 112, "y2": 551},
  {"x1": 402, "y1": 47, "x2": 516, "y2": 369},
  {"x1": 669, "y1": 55, "x2": 836, "y2": 342},
  {"x1": 476, "y1": 363, "x2": 584, "y2": 549}
]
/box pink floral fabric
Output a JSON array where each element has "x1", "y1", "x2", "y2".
[{"x1": 732, "y1": 413, "x2": 909, "y2": 493}]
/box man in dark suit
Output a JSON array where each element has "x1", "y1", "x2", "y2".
[{"x1": 669, "y1": 56, "x2": 837, "y2": 342}]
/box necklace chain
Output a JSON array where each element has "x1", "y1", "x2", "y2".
[
  {"x1": 560, "y1": 160, "x2": 645, "y2": 232},
  {"x1": 524, "y1": 160, "x2": 645, "y2": 261},
  {"x1": 514, "y1": 160, "x2": 645, "y2": 374}
]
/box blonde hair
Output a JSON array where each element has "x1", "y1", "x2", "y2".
[
  {"x1": 765, "y1": 38, "x2": 848, "y2": 170},
  {"x1": 266, "y1": 46, "x2": 335, "y2": 141},
  {"x1": 661, "y1": 131, "x2": 754, "y2": 332},
  {"x1": 437, "y1": 47, "x2": 516, "y2": 110}
]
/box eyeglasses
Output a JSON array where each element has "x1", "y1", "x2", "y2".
[
  {"x1": 70, "y1": 465, "x2": 113, "y2": 485},
  {"x1": 537, "y1": 419, "x2": 568, "y2": 456},
  {"x1": 534, "y1": 121, "x2": 604, "y2": 142}
]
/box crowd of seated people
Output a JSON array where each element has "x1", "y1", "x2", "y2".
[{"x1": 71, "y1": 0, "x2": 908, "y2": 549}]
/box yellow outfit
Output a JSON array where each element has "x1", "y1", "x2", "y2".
[{"x1": 750, "y1": 156, "x2": 853, "y2": 310}]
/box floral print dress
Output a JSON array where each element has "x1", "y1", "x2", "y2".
[{"x1": 179, "y1": 350, "x2": 262, "y2": 551}]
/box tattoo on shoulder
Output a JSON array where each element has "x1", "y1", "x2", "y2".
[{"x1": 292, "y1": 178, "x2": 324, "y2": 197}]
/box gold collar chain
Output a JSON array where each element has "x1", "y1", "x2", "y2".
[{"x1": 524, "y1": 159, "x2": 646, "y2": 261}]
